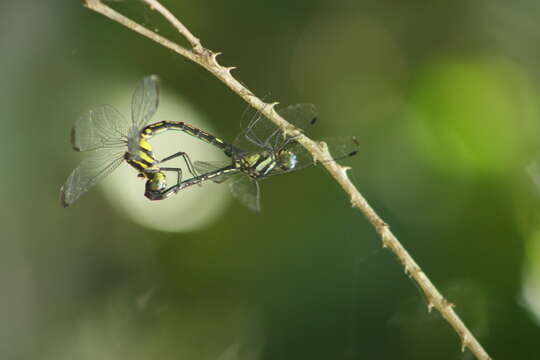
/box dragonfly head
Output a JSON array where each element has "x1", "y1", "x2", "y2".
[
  {"x1": 276, "y1": 149, "x2": 298, "y2": 172},
  {"x1": 145, "y1": 171, "x2": 167, "y2": 197}
]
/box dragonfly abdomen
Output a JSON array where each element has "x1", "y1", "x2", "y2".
[{"x1": 142, "y1": 121, "x2": 233, "y2": 154}]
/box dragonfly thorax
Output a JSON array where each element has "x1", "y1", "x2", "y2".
[
  {"x1": 124, "y1": 133, "x2": 160, "y2": 173},
  {"x1": 236, "y1": 152, "x2": 269, "y2": 178},
  {"x1": 237, "y1": 149, "x2": 297, "y2": 179}
]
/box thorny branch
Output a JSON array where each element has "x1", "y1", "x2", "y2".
[{"x1": 80, "y1": 1, "x2": 492, "y2": 359}]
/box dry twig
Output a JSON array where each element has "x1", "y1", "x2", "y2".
[{"x1": 80, "y1": 1, "x2": 492, "y2": 359}]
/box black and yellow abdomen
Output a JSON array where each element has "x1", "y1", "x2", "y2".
[
  {"x1": 126, "y1": 120, "x2": 241, "y2": 182},
  {"x1": 143, "y1": 121, "x2": 235, "y2": 155}
]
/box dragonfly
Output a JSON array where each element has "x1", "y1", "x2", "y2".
[
  {"x1": 60, "y1": 75, "x2": 233, "y2": 206},
  {"x1": 155, "y1": 103, "x2": 359, "y2": 212}
]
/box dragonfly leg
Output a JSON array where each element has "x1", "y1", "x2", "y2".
[
  {"x1": 281, "y1": 133, "x2": 300, "y2": 149},
  {"x1": 244, "y1": 112, "x2": 268, "y2": 148},
  {"x1": 159, "y1": 151, "x2": 198, "y2": 177},
  {"x1": 266, "y1": 127, "x2": 282, "y2": 148},
  {"x1": 160, "y1": 167, "x2": 183, "y2": 186}
]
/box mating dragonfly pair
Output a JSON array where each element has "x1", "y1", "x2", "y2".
[{"x1": 60, "y1": 75, "x2": 358, "y2": 211}]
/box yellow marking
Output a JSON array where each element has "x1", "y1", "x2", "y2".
[
  {"x1": 150, "y1": 121, "x2": 164, "y2": 128},
  {"x1": 215, "y1": 138, "x2": 223, "y2": 143},
  {"x1": 139, "y1": 139, "x2": 153, "y2": 151},
  {"x1": 154, "y1": 172, "x2": 166, "y2": 181},
  {"x1": 139, "y1": 150, "x2": 155, "y2": 164},
  {"x1": 243, "y1": 154, "x2": 260, "y2": 167},
  {"x1": 256, "y1": 157, "x2": 274, "y2": 172},
  {"x1": 132, "y1": 160, "x2": 148, "y2": 169}
]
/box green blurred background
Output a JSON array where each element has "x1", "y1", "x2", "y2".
[{"x1": 2, "y1": 0, "x2": 540, "y2": 358}]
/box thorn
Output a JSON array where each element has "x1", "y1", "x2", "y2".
[
  {"x1": 268, "y1": 102, "x2": 280, "y2": 111},
  {"x1": 427, "y1": 301, "x2": 435, "y2": 312},
  {"x1": 341, "y1": 165, "x2": 351, "y2": 173},
  {"x1": 350, "y1": 196, "x2": 363, "y2": 209},
  {"x1": 225, "y1": 66, "x2": 237, "y2": 73},
  {"x1": 403, "y1": 264, "x2": 410, "y2": 274},
  {"x1": 461, "y1": 335, "x2": 469, "y2": 352},
  {"x1": 81, "y1": 0, "x2": 95, "y2": 7},
  {"x1": 209, "y1": 51, "x2": 222, "y2": 64},
  {"x1": 382, "y1": 240, "x2": 389, "y2": 249},
  {"x1": 442, "y1": 298, "x2": 455, "y2": 309},
  {"x1": 318, "y1": 140, "x2": 329, "y2": 153}
]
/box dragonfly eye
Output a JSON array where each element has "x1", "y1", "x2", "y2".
[
  {"x1": 278, "y1": 151, "x2": 297, "y2": 171},
  {"x1": 145, "y1": 172, "x2": 167, "y2": 192}
]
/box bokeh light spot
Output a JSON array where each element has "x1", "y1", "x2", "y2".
[{"x1": 409, "y1": 57, "x2": 539, "y2": 178}]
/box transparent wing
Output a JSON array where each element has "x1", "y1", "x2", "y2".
[
  {"x1": 295, "y1": 136, "x2": 359, "y2": 169},
  {"x1": 131, "y1": 75, "x2": 160, "y2": 131},
  {"x1": 233, "y1": 104, "x2": 318, "y2": 153},
  {"x1": 194, "y1": 160, "x2": 235, "y2": 183},
  {"x1": 71, "y1": 105, "x2": 129, "y2": 152},
  {"x1": 60, "y1": 149, "x2": 125, "y2": 207},
  {"x1": 229, "y1": 175, "x2": 261, "y2": 212},
  {"x1": 268, "y1": 136, "x2": 359, "y2": 176},
  {"x1": 277, "y1": 103, "x2": 318, "y2": 131}
]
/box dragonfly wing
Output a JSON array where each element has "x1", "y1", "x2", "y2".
[
  {"x1": 194, "y1": 160, "x2": 234, "y2": 183},
  {"x1": 280, "y1": 136, "x2": 359, "y2": 171},
  {"x1": 233, "y1": 106, "x2": 274, "y2": 153},
  {"x1": 233, "y1": 104, "x2": 318, "y2": 152},
  {"x1": 71, "y1": 105, "x2": 129, "y2": 152},
  {"x1": 276, "y1": 103, "x2": 318, "y2": 130},
  {"x1": 268, "y1": 103, "x2": 319, "y2": 149},
  {"x1": 229, "y1": 175, "x2": 261, "y2": 212},
  {"x1": 320, "y1": 136, "x2": 359, "y2": 162},
  {"x1": 131, "y1": 75, "x2": 160, "y2": 130},
  {"x1": 60, "y1": 149, "x2": 125, "y2": 207}
]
